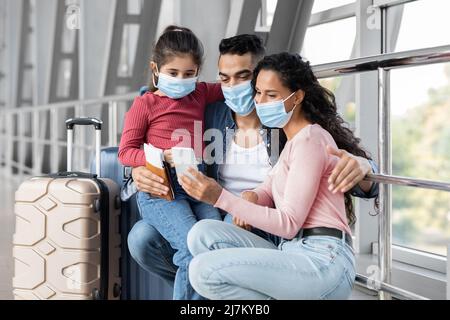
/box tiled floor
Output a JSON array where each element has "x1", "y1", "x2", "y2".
[{"x1": 0, "y1": 172, "x2": 377, "y2": 300}]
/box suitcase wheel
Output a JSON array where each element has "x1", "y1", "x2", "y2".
[
  {"x1": 92, "y1": 288, "x2": 101, "y2": 300},
  {"x1": 113, "y1": 283, "x2": 121, "y2": 298}
]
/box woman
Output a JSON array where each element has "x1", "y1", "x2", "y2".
[{"x1": 179, "y1": 52, "x2": 372, "y2": 300}]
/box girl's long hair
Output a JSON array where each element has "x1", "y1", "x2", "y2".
[{"x1": 149, "y1": 25, "x2": 204, "y2": 91}]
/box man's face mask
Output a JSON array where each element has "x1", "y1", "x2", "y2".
[{"x1": 221, "y1": 81, "x2": 255, "y2": 116}]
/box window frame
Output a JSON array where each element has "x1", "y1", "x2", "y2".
[
  {"x1": 372, "y1": 242, "x2": 447, "y2": 274},
  {"x1": 373, "y1": 0, "x2": 418, "y2": 8},
  {"x1": 307, "y1": 0, "x2": 449, "y2": 278},
  {"x1": 309, "y1": 2, "x2": 356, "y2": 27}
]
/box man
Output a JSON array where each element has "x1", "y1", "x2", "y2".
[{"x1": 125, "y1": 34, "x2": 378, "y2": 291}]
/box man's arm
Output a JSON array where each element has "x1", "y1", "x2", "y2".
[
  {"x1": 327, "y1": 146, "x2": 379, "y2": 199},
  {"x1": 349, "y1": 160, "x2": 379, "y2": 199}
]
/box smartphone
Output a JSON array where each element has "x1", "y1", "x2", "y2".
[{"x1": 171, "y1": 147, "x2": 199, "y2": 180}]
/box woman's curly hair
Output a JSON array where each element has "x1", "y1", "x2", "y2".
[{"x1": 252, "y1": 52, "x2": 373, "y2": 226}]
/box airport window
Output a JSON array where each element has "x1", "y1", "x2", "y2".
[
  {"x1": 117, "y1": 24, "x2": 140, "y2": 78},
  {"x1": 387, "y1": 0, "x2": 450, "y2": 53},
  {"x1": 301, "y1": 17, "x2": 356, "y2": 65},
  {"x1": 61, "y1": 16, "x2": 77, "y2": 54},
  {"x1": 391, "y1": 63, "x2": 450, "y2": 256},
  {"x1": 319, "y1": 75, "x2": 357, "y2": 127},
  {"x1": 56, "y1": 59, "x2": 72, "y2": 98},
  {"x1": 127, "y1": 0, "x2": 143, "y2": 15},
  {"x1": 301, "y1": 17, "x2": 357, "y2": 126},
  {"x1": 260, "y1": 0, "x2": 278, "y2": 28},
  {"x1": 385, "y1": 0, "x2": 450, "y2": 257}
]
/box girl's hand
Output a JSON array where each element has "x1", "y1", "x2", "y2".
[
  {"x1": 233, "y1": 216, "x2": 252, "y2": 231},
  {"x1": 132, "y1": 166, "x2": 170, "y2": 196},
  {"x1": 179, "y1": 168, "x2": 223, "y2": 205}
]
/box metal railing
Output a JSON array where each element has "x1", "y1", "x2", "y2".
[
  {"x1": 313, "y1": 44, "x2": 450, "y2": 300},
  {"x1": 1, "y1": 45, "x2": 450, "y2": 300},
  {"x1": 365, "y1": 174, "x2": 450, "y2": 193},
  {"x1": 0, "y1": 92, "x2": 136, "y2": 181}
]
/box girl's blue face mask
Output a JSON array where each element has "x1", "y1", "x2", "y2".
[
  {"x1": 255, "y1": 91, "x2": 297, "y2": 128},
  {"x1": 153, "y1": 66, "x2": 198, "y2": 99},
  {"x1": 221, "y1": 81, "x2": 255, "y2": 116}
]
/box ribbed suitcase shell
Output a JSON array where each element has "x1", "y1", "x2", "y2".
[{"x1": 12, "y1": 175, "x2": 121, "y2": 300}]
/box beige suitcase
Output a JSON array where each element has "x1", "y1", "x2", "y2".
[{"x1": 12, "y1": 118, "x2": 121, "y2": 300}]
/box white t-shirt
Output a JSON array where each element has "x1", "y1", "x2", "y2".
[{"x1": 218, "y1": 140, "x2": 272, "y2": 196}]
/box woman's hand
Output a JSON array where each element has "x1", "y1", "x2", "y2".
[
  {"x1": 232, "y1": 191, "x2": 259, "y2": 231},
  {"x1": 132, "y1": 166, "x2": 170, "y2": 196},
  {"x1": 326, "y1": 145, "x2": 373, "y2": 193},
  {"x1": 179, "y1": 168, "x2": 223, "y2": 205}
]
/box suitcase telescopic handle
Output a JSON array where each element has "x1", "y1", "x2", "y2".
[
  {"x1": 65, "y1": 117, "x2": 103, "y2": 176},
  {"x1": 66, "y1": 117, "x2": 102, "y2": 130}
]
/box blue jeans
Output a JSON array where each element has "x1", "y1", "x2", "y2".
[
  {"x1": 136, "y1": 167, "x2": 221, "y2": 300},
  {"x1": 127, "y1": 219, "x2": 177, "y2": 286},
  {"x1": 187, "y1": 220, "x2": 356, "y2": 300},
  {"x1": 127, "y1": 214, "x2": 281, "y2": 298},
  {"x1": 223, "y1": 214, "x2": 281, "y2": 247}
]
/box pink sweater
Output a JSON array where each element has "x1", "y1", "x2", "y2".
[
  {"x1": 118, "y1": 82, "x2": 223, "y2": 167},
  {"x1": 214, "y1": 124, "x2": 351, "y2": 239}
]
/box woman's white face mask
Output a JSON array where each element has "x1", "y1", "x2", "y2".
[{"x1": 254, "y1": 91, "x2": 297, "y2": 128}]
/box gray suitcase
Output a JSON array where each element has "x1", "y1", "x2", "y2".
[{"x1": 12, "y1": 118, "x2": 121, "y2": 300}]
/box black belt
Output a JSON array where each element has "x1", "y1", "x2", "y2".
[{"x1": 302, "y1": 227, "x2": 353, "y2": 248}]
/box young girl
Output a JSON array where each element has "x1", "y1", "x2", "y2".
[{"x1": 118, "y1": 25, "x2": 223, "y2": 300}]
